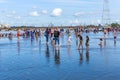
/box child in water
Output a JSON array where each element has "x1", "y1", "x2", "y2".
[
  {"x1": 67, "y1": 34, "x2": 72, "y2": 45},
  {"x1": 99, "y1": 38, "x2": 103, "y2": 47}
]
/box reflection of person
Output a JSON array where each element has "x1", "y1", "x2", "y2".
[
  {"x1": 31, "y1": 37, "x2": 33, "y2": 46},
  {"x1": 67, "y1": 45, "x2": 71, "y2": 56},
  {"x1": 17, "y1": 39, "x2": 20, "y2": 55},
  {"x1": 86, "y1": 49, "x2": 89, "y2": 64},
  {"x1": 104, "y1": 38, "x2": 106, "y2": 47},
  {"x1": 45, "y1": 45, "x2": 50, "y2": 63},
  {"x1": 54, "y1": 49, "x2": 60, "y2": 65},
  {"x1": 114, "y1": 39, "x2": 116, "y2": 47},
  {"x1": 79, "y1": 50, "x2": 83, "y2": 64}
]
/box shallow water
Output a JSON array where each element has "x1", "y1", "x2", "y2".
[{"x1": 0, "y1": 32, "x2": 120, "y2": 80}]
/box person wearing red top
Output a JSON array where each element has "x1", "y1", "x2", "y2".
[{"x1": 17, "y1": 30, "x2": 20, "y2": 39}]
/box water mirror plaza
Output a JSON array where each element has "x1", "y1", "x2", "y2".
[
  {"x1": 0, "y1": 29, "x2": 120, "y2": 80},
  {"x1": 0, "y1": 0, "x2": 120, "y2": 80}
]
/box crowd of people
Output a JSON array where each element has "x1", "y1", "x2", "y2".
[{"x1": 0, "y1": 27, "x2": 119, "y2": 50}]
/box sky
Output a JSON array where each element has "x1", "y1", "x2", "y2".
[{"x1": 0, "y1": 0, "x2": 120, "y2": 26}]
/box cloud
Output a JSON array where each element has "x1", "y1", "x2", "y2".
[
  {"x1": 41, "y1": 10, "x2": 48, "y2": 15},
  {"x1": 74, "y1": 11, "x2": 102, "y2": 17},
  {"x1": 53, "y1": 0, "x2": 100, "y2": 5},
  {"x1": 74, "y1": 12, "x2": 85, "y2": 17},
  {"x1": 29, "y1": 11, "x2": 39, "y2": 17},
  {"x1": 97, "y1": 19, "x2": 101, "y2": 24},
  {"x1": 6, "y1": 14, "x2": 22, "y2": 20},
  {"x1": 51, "y1": 8, "x2": 62, "y2": 17}
]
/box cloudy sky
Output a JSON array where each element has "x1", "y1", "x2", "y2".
[{"x1": 0, "y1": 0, "x2": 120, "y2": 26}]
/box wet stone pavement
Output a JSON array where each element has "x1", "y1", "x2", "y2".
[{"x1": 0, "y1": 32, "x2": 120, "y2": 80}]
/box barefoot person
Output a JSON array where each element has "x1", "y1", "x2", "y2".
[
  {"x1": 17, "y1": 29, "x2": 21, "y2": 39},
  {"x1": 85, "y1": 35, "x2": 89, "y2": 49},
  {"x1": 114, "y1": 30, "x2": 117, "y2": 40},
  {"x1": 54, "y1": 28, "x2": 60, "y2": 49},
  {"x1": 78, "y1": 35, "x2": 83, "y2": 50},
  {"x1": 67, "y1": 34, "x2": 72, "y2": 45},
  {"x1": 44, "y1": 28, "x2": 49, "y2": 45}
]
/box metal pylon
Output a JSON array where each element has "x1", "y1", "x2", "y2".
[{"x1": 102, "y1": 0, "x2": 111, "y2": 27}]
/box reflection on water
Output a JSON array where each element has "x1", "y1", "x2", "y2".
[
  {"x1": 17, "y1": 39, "x2": 20, "y2": 55},
  {"x1": 86, "y1": 49, "x2": 89, "y2": 64},
  {"x1": 0, "y1": 49, "x2": 1, "y2": 58},
  {"x1": 54, "y1": 49, "x2": 60, "y2": 66},
  {"x1": 31, "y1": 38, "x2": 33, "y2": 45},
  {"x1": 67, "y1": 45, "x2": 71, "y2": 56},
  {"x1": 78, "y1": 49, "x2": 90, "y2": 64},
  {"x1": 38, "y1": 37, "x2": 42, "y2": 53},
  {"x1": 104, "y1": 38, "x2": 106, "y2": 48},
  {"x1": 114, "y1": 39, "x2": 116, "y2": 47},
  {"x1": 45, "y1": 45, "x2": 50, "y2": 63},
  {"x1": 79, "y1": 50, "x2": 83, "y2": 64},
  {"x1": 76, "y1": 38, "x2": 79, "y2": 46},
  {"x1": 31, "y1": 38, "x2": 35, "y2": 46},
  {"x1": 1, "y1": 32, "x2": 120, "y2": 80}
]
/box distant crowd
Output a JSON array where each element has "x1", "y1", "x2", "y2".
[{"x1": 0, "y1": 27, "x2": 119, "y2": 49}]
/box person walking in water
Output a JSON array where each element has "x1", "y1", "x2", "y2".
[
  {"x1": 78, "y1": 35, "x2": 83, "y2": 50},
  {"x1": 114, "y1": 30, "x2": 117, "y2": 46},
  {"x1": 54, "y1": 28, "x2": 60, "y2": 49},
  {"x1": 114, "y1": 30, "x2": 117, "y2": 40},
  {"x1": 85, "y1": 35, "x2": 89, "y2": 50},
  {"x1": 44, "y1": 28, "x2": 49, "y2": 45},
  {"x1": 17, "y1": 29, "x2": 21, "y2": 39},
  {"x1": 30, "y1": 29, "x2": 34, "y2": 41},
  {"x1": 67, "y1": 34, "x2": 72, "y2": 45}
]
